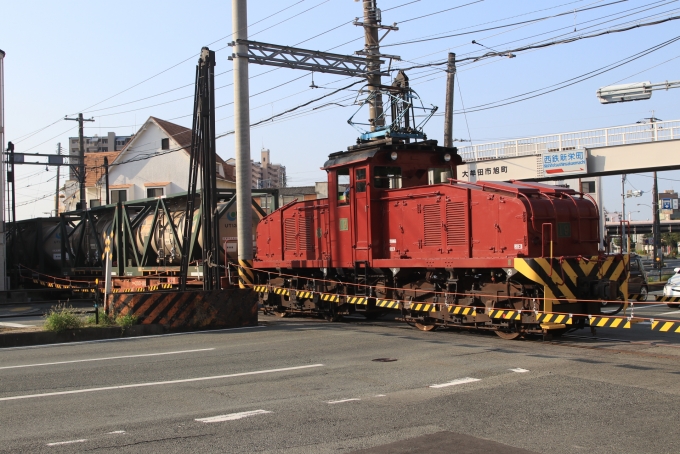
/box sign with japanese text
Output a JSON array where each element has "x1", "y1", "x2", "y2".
[{"x1": 542, "y1": 150, "x2": 587, "y2": 176}]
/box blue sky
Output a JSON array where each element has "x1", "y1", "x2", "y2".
[{"x1": 2, "y1": 0, "x2": 679, "y2": 220}]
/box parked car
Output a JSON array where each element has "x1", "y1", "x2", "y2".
[
  {"x1": 628, "y1": 254, "x2": 649, "y2": 302},
  {"x1": 663, "y1": 267, "x2": 680, "y2": 308}
]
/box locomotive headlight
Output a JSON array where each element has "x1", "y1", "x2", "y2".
[
  {"x1": 443, "y1": 153, "x2": 451, "y2": 162},
  {"x1": 390, "y1": 151, "x2": 398, "y2": 161}
]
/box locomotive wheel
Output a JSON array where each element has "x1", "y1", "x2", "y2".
[
  {"x1": 414, "y1": 322, "x2": 438, "y2": 332},
  {"x1": 494, "y1": 330, "x2": 521, "y2": 340}
]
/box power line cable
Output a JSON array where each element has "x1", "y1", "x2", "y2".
[{"x1": 396, "y1": 0, "x2": 484, "y2": 24}]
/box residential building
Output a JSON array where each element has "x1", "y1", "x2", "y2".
[
  {"x1": 226, "y1": 148, "x2": 286, "y2": 189},
  {"x1": 61, "y1": 117, "x2": 235, "y2": 211},
  {"x1": 68, "y1": 132, "x2": 132, "y2": 179}
]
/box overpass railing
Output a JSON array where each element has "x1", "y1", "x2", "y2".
[{"x1": 458, "y1": 119, "x2": 680, "y2": 162}]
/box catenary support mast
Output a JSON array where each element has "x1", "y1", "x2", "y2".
[{"x1": 232, "y1": 0, "x2": 254, "y2": 289}]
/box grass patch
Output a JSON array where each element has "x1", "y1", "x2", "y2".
[
  {"x1": 44, "y1": 304, "x2": 84, "y2": 332},
  {"x1": 115, "y1": 314, "x2": 139, "y2": 330},
  {"x1": 85, "y1": 309, "x2": 116, "y2": 326}
]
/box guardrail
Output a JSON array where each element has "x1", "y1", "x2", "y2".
[{"x1": 458, "y1": 119, "x2": 680, "y2": 163}]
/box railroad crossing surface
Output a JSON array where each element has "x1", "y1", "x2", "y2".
[{"x1": 1, "y1": 314, "x2": 679, "y2": 453}]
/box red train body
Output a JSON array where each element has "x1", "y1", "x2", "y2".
[{"x1": 253, "y1": 140, "x2": 628, "y2": 338}]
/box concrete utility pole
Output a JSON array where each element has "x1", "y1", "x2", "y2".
[
  {"x1": 55, "y1": 143, "x2": 61, "y2": 215},
  {"x1": 443, "y1": 52, "x2": 456, "y2": 148},
  {"x1": 621, "y1": 175, "x2": 626, "y2": 252},
  {"x1": 0, "y1": 49, "x2": 6, "y2": 290},
  {"x1": 232, "y1": 0, "x2": 254, "y2": 289},
  {"x1": 64, "y1": 113, "x2": 94, "y2": 210},
  {"x1": 652, "y1": 171, "x2": 661, "y2": 268},
  {"x1": 362, "y1": 0, "x2": 384, "y2": 131}
]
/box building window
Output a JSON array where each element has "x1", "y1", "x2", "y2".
[
  {"x1": 101, "y1": 139, "x2": 108, "y2": 144},
  {"x1": 147, "y1": 187, "x2": 164, "y2": 198},
  {"x1": 161, "y1": 138, "x2": 169, "y2": 150},
  {"x1": 111, "y1": 189, "x2": 127, "y2": 203},
  {"x1": 90, "y1": 199, "x2": 101, "y2": 208},
  {"x1": 581, "y1": 181, "x2": 596, "y2": 194}
]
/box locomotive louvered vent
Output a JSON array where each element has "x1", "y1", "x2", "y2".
[
  {"x1": 299, "y1": 217, "x2": 314, "y2": 250},
  {"x1": 446, "y1": 202, "x2": 467, "y2": 246},
  {"x1": 423, "y1": 204, "x2": 442, "y2": 246},
  {"x1": 284, "y1": 218, "x2": 297, "y2": 251}
]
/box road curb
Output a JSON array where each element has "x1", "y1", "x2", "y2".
[{"x1": 0, "y1": 324, "x2": 166, "y2": 348}]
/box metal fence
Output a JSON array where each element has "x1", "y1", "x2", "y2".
[{"x1": 458, "y1": 119, "x2": 680, "y2": 163}]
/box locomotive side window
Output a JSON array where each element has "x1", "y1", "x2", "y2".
[
  {"x1": 337, "y1": 168, "x2": 350, "y2": 204},
  {"x1": 356, "y1": 168, "x2": 366, "y2": 193},
  {"x1": 374, "y1": 166, "x2": 402, "y2": 189}
]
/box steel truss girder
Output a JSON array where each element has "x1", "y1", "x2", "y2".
[{"x1": 228, "y1": 39, "x2": 381, "y2": 77}]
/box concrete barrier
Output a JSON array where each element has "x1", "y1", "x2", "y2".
[{"x1": 107, "y1": 288, "x2": 258, "y2": 329}]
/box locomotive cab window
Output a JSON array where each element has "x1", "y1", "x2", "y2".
[
  {"x1": 428, "y1": 168, "x2": 452, "y2": 185},
  {"x1": 355, "y1": 168, "x2": 366, "y2": 193},
  {"x1": 374, "y1": 166, "x2": 402, "y2": 189},
  {"x1": 337, "y1": 168, "x2": 350, "y2": 204}
]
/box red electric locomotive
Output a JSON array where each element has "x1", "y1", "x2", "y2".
[{"x1": 252, "y1": 138, "x2": 628, "y2": 339}]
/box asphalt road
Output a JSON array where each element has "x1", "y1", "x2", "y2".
[{"x1": 1, "y1": 314, "x2": 680, "y2": 453}]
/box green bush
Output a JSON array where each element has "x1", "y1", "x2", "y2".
[
  {"x1": 44, "y1": 305, "x2": 83, "y2": 332},
  {"x1": 115, "y1": 314, "x2": 139, "y2": 330},
  {"x1": 85, "y1": 309, "x2": 115, "y2": 326}
]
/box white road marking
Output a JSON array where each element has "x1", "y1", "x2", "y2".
[
  {"x1": 0, "y1": 322, "x2": 35, "y2": 328},
  {"x1": 0, "y1": 364, "x2": 324, "y2": 402},
  {"x1": 0, "y1": 348, "x2": 216, "y2": 370},
  {"x1": 196, "y1": 410, "x2": 271, "y2": 423},
  {"x1": 107, "y1": 431, "x2": 125, "y2": 434},
  {"x1": 634, "y1": 304, "x2": 665, "y2": 309},
  {"x1": 429, "y1": 377, "x2": 481, "y2": 388},
  {"x1": 509, "y1": 368, "x2": 529, "y2": 373},
  {"x1": 0, "y1": 325, "x2": 266, "y2": 351},
  {"x1": 374, "y1": 394, "x2": 386, "y2": 397},
  {"x1": 657, "y1": 311, "x2": 680, "y2": 316},
  {"x1": 46, "y1": 439, "x2": 87, "y2": 446},
  {"x1": 327, "y1": 398, "x2": 361, "y2": 404}
]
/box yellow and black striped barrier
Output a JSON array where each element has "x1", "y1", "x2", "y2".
[
  {"x1": 535, "y1": 313, "x2": 572, "y2": 324},
  {"x1": 238, "y1": 260, "x2": 254, "y2": 290},
  {"x1": 347, "y1": 296, "x2": 367, "y2": 305},
  {"x1": 295, "y1": 290, "x2": 314, "y2": 299},
  {"x1": 651, "y1": 320, "x2": 680, "y2": 333},
  {"x1": 320, "y1": 293, "x2": 340, "y2": 302},
  {"x1": 588, "y1": 315, "x2": 633, "y2": 329},
  {"x1": 448, "y1": 306, "x2": 476, "y2": 316},
  {"x1": 376, "y1": 299, "x2": 400, "y2": 309},
  {"x1": 656, "y1": 296, "x2": 680, "y2": 303},
  {"x1": 254, "y1": 285, "x2": 268, "y2": 293},
  {"x1": 488, "y1": 309, "x2": 521, "y2": 321},
  {"x1": 410, "y1": 302, "x2": 437, "y2": 312},
  {"x1": 273, "y1": 287, "x2": 290, "y2": 297}
]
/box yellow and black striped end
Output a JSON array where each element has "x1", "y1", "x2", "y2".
[
  {"x1": 295, "y1": 291, "x2": 314, "y2": 299},
  {"x1": 254, "y1": 285, "x2": 268, "y2": 293},
  {"x1": 238, "y1": 259, "x2": 254, "y2": 290},
  {"x1": 488, "y1": 309, "x2": 521, "y2": 321},
  {"x1": 651, "y1": 320, "x2": 680, "y2": 333},
  {"x1": 515, "y1": 255, "x2": 629, "y2": 311},
  {"x1": 448, "y1": 306, "x2": 475, "y2": 316},
  {"x1": 589, "y1": 315, "x2": 631, "y2": 329},
  {"x1": 376, "y1": 299, "x2": 400, "y2": 309},
  {"x1": 273, "y1": 287, "x2": 290, "y2": 296},
  {"x1": 160, "y1": 283, "x2": 172, "y2": 289},
  {"x1": 347, "y1": 296, "x2": 367, "y2": 305},
  {"x1": 410, "y1": 302, "x2": 437, "y2": 312},
  {"x1": 535, "y1": 313, "x2": 572, "y2": 324},
  {"x1": 656, "y1": 296, "x2": 680, "y2": 303},
  {"x1": 320, "y1": 293, "x2": 340, "y2": 302}
]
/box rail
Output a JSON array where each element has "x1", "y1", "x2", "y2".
[{"x1": 458, "y1": 119, "x2": 680, "y2": 163}]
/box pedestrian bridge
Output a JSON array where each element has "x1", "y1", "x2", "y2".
[{"x1": 457, "y1": 119, "x2": 680, "y2": 181}]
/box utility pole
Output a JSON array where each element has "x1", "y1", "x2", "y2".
[
  {"x1": 104, "y1": 156, "x2": 110, "y2": 205},
  {"x1": 361, "y1": 0, "x2": 384, "y2": 131},
  {"x1": 653, "y1": 171, "x2": 661, "y2": 268},
  {"x1": 232, "y1": 0, "x2": 254, "y2": 289},
  {"x1": 621, "y1": 175, "x2": 626, "y2": 252},
  {"x1": 64, "y1": 113, "x2": 94, "y2": 210},
  {"x1": 443, "y1": 52, "x2": 456, "y2": 148},
  {"x1": 54, "y1": 143, "x2": 61, "y2": 215}
]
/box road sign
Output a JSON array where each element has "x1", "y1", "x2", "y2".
[
  {"x1": 662, "y1": 198, "x2": 672, "y2": 210},
  {"x1": 542, "y1": 150, "x2": 587, "y2": 176}
]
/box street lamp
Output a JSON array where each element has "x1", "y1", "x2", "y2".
[
  {"x1": 596, "y1": 79, "x2": 680, "y2": 104},
  {"x1": 628, "y1": 210, "x2": 640, "y2": 221}
]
